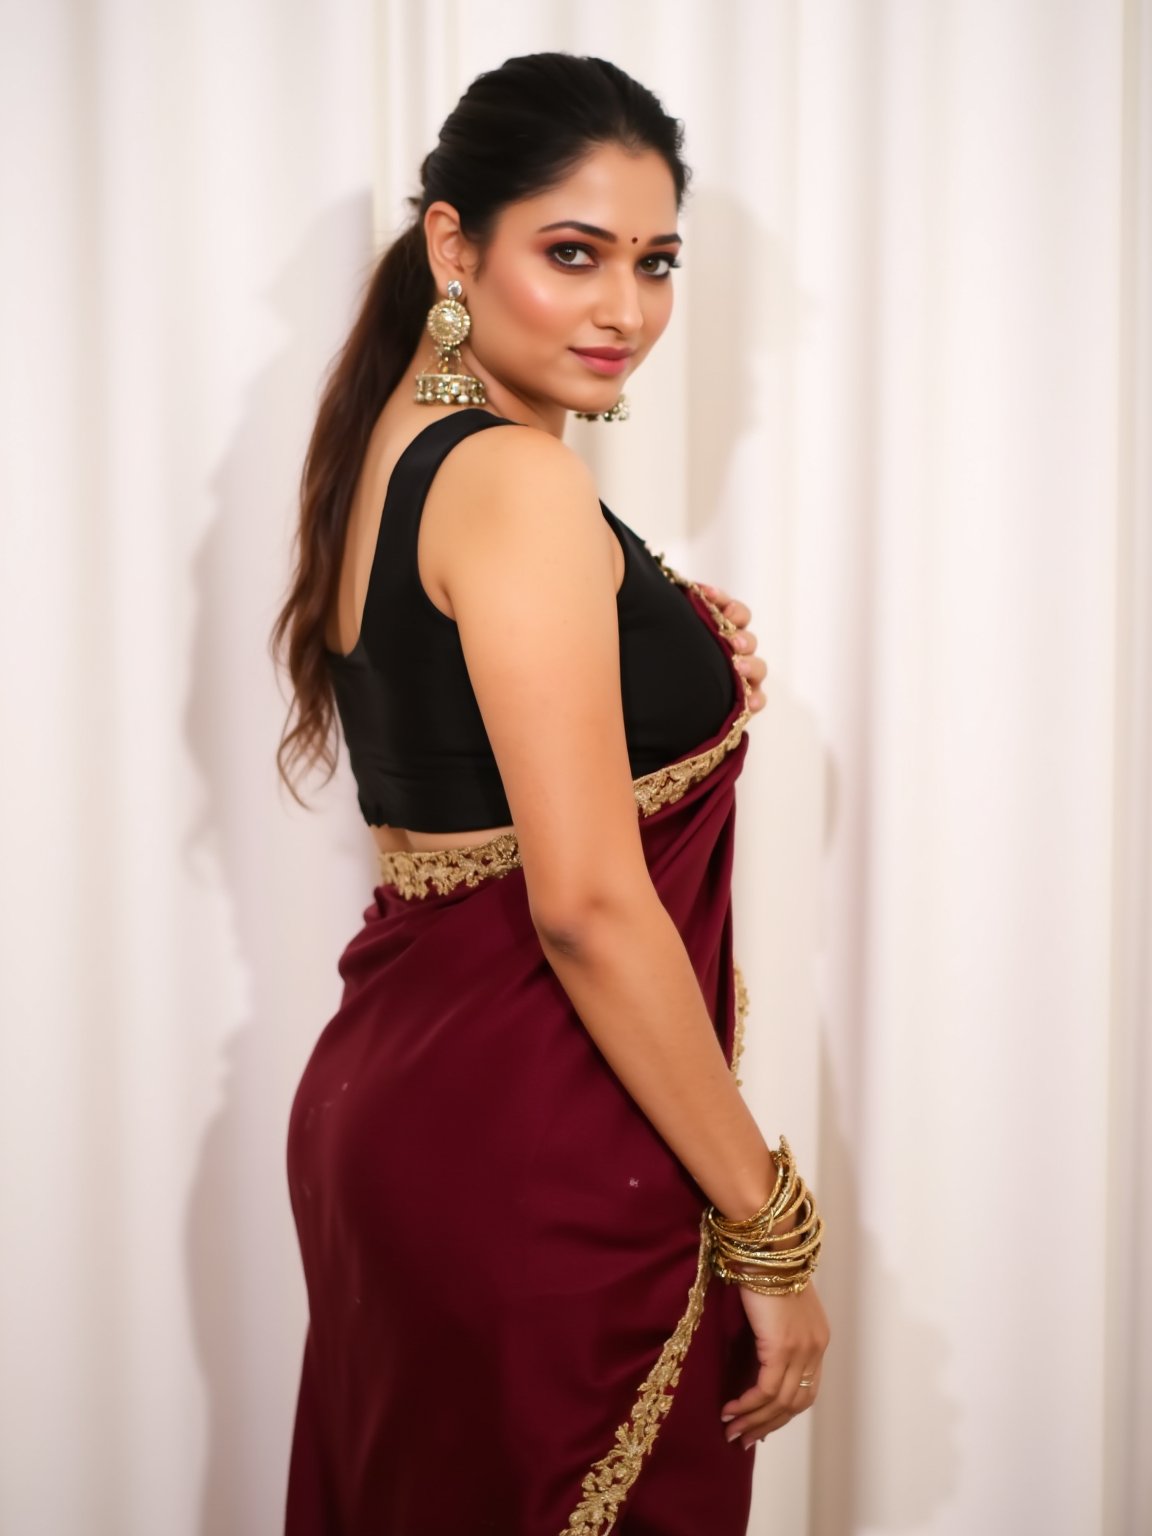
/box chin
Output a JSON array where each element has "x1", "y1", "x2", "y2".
[
  {"x1": 549, "y1": 390, "x2": 615, "y2": 414},
  {"x1": 578, "y1": 380, "x2": 632, "y2": 408}
]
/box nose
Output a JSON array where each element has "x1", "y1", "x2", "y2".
[{"x1": 593, "y1": 262, "x2": 643, "y2": 339}]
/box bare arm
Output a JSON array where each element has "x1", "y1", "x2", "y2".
[{"x1": 424, "y1": 425, "x2": 774, "y2": 1220}]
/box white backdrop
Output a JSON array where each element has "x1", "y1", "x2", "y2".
[{"x1": 1, "y1": 3, "x2": 1149, "y2": 1534}]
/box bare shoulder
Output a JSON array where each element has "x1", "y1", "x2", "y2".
[
  {"x1": 429, "y1": 416, "x2": 598, "y2": 516},
  {"x1": 420, "y1": 418, "x2": 607, "y2": 611}
]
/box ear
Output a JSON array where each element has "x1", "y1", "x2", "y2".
[{"x1": 423, "y1": 201, "x2": 481, "y2": 292}]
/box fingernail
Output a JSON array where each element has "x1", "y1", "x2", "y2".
[{"x1": 720, "y1": 1414, "x2": 734, "y2": 1423}]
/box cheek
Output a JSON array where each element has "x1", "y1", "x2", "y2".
[{"x1": 488, "y1": 258, "x2": 578, "y2": 339}]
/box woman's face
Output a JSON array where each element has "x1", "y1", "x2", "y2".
[{"x1": 435, "y1": 143, "x2": 682, "y2": 429}]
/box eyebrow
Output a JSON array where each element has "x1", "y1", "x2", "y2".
[{"x1": 536, "y1": 220, "x2": 683, "y2": 246}]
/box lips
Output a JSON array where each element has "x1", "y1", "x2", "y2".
[{"x1": 570, "y1": 347, "x2": 633, "y2": 377}]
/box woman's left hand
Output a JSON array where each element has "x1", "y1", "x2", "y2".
[{"x1": 698, "y1": 584, "x2": 766, "y2": 713}]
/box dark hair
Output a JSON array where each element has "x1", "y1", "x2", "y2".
[{"x1": 269, "y1": 52, "x2": 691, "y2": 806}]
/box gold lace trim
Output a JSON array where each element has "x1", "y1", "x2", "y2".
[
  {"x1": 631, "y1": 706, "x2": 750, "y2": 816},
  {"x1": 555, "y1": 959, "x2": 749, "y2": 1534},
  {"x1": 377, "y1": 550, "x2": 751, "y2": 899},
  {"x1": 558, "y1": 1217, "x2": 714, "y2": 1536},
  {"x1": 376, "y1": 830, "x2": 521, "y2": 901},
  {"x1": 731, "y1": 961, "x2": 749, "y2": 1087}
]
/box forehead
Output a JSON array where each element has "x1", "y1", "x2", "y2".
[{"x1": 497, "y1": 143, "x2": 679, "y2": 239}]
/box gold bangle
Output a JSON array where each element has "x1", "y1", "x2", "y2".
[
  {"x1": 706, "y1": 1135, "x2": 824, "y2": 1296},
  {"x1": 711, "y1": 1135, "x2": 797, "y2": 1232}
]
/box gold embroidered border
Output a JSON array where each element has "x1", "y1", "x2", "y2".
[
  {"x1": 376, "y1": 830, "x2": 521, "y2": 901},
  {"x1": 377, "y1": 552, "x2": 752, "y2": 899},
  {"x1": 731, "y1": 961, "x2": 749, "y2": 1087},
  {"x1": 616, "y1": 543, "x2": 753, "y2": 820},
  {"x1": 558, "y1": 960, "x2": 749, "y2": 1533},
  {"x1": 558, "y1": 1217, "x2": 714, "y2": 1536},
  {"x1": 631, "y1": 705, "x2": 750, "y2": 816}
]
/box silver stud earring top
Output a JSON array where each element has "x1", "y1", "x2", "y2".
[{"x1": 446, "y1": 279, "x2": 463, "y2": 301}]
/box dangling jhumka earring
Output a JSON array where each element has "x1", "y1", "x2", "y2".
[
  {"x1": 414, "y1": 280, "x2": 488, "y2": 406},
  {"x1": 574, "y1": 393, "x2": 630, "y2": 423}
]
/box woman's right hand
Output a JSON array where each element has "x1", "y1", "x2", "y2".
[{"x1": 720, "y1": 1283, "x2": 831, "y2": 1449}]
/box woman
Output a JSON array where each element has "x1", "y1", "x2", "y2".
[{"x1": 271, "y1": 51, "x2": 830, "y2": 1536}]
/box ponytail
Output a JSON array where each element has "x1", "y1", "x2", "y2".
[{"x1": 269, "y1": 218, "x2": 433, "y2": 805}]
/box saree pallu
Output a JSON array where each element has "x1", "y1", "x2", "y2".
[{"x1": 286, "y1": 574, "x2": 760, "y2": 1536}]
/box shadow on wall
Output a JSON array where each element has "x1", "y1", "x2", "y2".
[
  {"x1": 808, "y1": 759, "x2": 961, "y2": 1532},
  {"x1": 682, "y1": 185, "x2": 809, "y2": 544},
  {"x1": 740, "y1": 690, "x2": 960, "y2": 1530},
  {"x1": 181, "y1": 193, "x2": 378, "y2": 1536}
]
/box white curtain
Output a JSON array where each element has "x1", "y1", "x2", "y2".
[
  {"x1": 0, "y1": 4, "x2": 380, "y2": 1532},
  {"x1": 1, "y1": 3, "x2": 1148, "y2": 1534}
]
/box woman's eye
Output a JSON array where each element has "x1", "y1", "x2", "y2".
[
  {"x1": 640, "y1": 253, "x2": 681, "y2": 278},
  {"x1": 550, "y1": 243, "x2": 594, "y2": 267}
]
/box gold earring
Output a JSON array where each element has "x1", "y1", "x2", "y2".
[
  {"x1": 414, "y1": 280, "x2": 488, "y2": 406},
  {"x1": 574, "y1": 393, "x2": 630, "y2": 423}
]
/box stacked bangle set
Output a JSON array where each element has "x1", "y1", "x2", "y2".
[{"x1": 706, "y1": 1135, "x2": 824, "y2": 1297}]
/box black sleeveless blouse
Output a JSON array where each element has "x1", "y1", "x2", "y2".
[{"x1": 324, "y1": 410, "x2": 735, "y2": 832}]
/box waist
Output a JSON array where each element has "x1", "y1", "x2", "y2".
[{"x1": 377, "y1": 828, "x2": 523, "y2": 901}]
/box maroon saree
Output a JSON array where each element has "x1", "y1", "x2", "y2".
[{"x1": 285, "y1": 565, "x2": 760, "y2": 1535}]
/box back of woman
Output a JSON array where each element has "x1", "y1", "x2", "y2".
[{"x1": 271, "y1": 50, "x2": 829, "y2": 1536}]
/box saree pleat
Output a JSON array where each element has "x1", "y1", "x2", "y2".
[{"x1": 286, "y1": 577, "x2": 760, "y2": 1536}]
